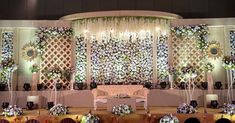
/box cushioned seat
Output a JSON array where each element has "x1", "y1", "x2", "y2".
[{"x1": 91, "y1": 85, "x2": 149, "y2": 110}]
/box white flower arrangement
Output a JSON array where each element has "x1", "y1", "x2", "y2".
[
  {"x1": 81, "y1": 113, "x2": 100, "y2": 123},
  {"x1": 204, "y1": 62, "x2": 214, "y2": 72},
  {"x1": 222, "y1": 103, "x2": 235, "y2": 115},
  {"x1": 49, "y1": 104, "x2": 68, "y2": 116},
  {"x1": 2, "y1": 105, "x2": 23, "y2": 117},
  {"x1": 159, "y1": 114, "x2": 179, "y2": 123},
  {"x1": 177, "y1": 103, "x2": 196, "y2": 114},
  {"x1": 112, "y1": 104, "x2": 133, "y2": 116}
]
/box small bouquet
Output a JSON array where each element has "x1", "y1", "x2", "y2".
[
  {"x1": 204, "y1": 62, "x2": 214, "y2": 72},
  {"x1": 222, "y1": 56, "x2": 235, "y2": 70},
  {"x1": 2, "y1": 105, "x2": 23, "y2": 117},
  {"x1": 112, "y1": 104, "x2": 133, "y2": 116},
  {"x1": 177, "y1": 103, "x2": 196, "y2": 114},
  {"x1": 159, "y1": 114, "x2": 179, "y2": 123},
  {"x1": 168, "y1": 66, "x2": 177, "y2": 75},
  {"x1": 29, "y1": 64, "x2": 40, "y2": 73},
  {"x1": 181, "y1": 65, "x2": 197, "y2": 79},
  {"x1": 222, "y1": 103, "x2": 235, "y2": 115},
  {"x1": 45, "y1": 66, "x2": 62, "y2": 79},
  {"x1": 49, "y1": 104, "x2": 68, "y2": 116},
  {"x1": 81, "y1": 113, "x2": 100, "y2": 123},
  {"x1": 0, "y1": 58, "x2": 17, "y2": 72}
]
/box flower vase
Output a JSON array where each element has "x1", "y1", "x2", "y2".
[{"x1": 169, "y1": 74, "x2": 174, "y2": 89}]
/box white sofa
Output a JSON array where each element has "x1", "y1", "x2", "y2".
[{"x1": 91, "y1": 85, "x2": 149, "y2": 110}]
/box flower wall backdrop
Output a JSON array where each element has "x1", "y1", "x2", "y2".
[
  {"x1": 73, "y1": 16, "x2": 170, "y2": 84},
  {"x1": 91, "y1": 34, "x2": 153, "y2": 84},
  {"x1": 156, "y1": 35, "x2": 168, "y2": 81},
  {"x1": 75, "y1": 36, "x2": 87, "y2": 83},
  {"x1": 0, "y1": 32, "x2": 14, "y2": 84},
  {"x1": 230, "y1": 30, "x2": 235, "y2": 82}
]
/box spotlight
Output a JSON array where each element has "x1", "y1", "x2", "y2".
[
  {"x1": 210, "y1": 100, "x2": 219, "y2": 108},
  {"x1": 190, "y1": 100, "x2": 198, "y2": 108},
  {"x1": 144, "y1": 82, "x2": 152, "y2": 89},
  {"x1": 26, "y1": 101, "x2": 34, "y2": 110},
  {"x1": 56, "y1": 83, "x2": 63, "y2": 90},
  {"x1": 47, "y1": 102, "x2": 54, "y2": 110},
  {"x1": 214, "y1": 81, "x2": 222, "y2": 89},
  {"x1": 37, "y1": 83, "x2": 43, "y2": 91},
  {"x1": 2, "y1": 102, "x2": 9, "y2": 109},
  {"x1": 159, "y1": 82, "x2": 167, "y2": 89},
  {"x1": 90, "y1": 82, "x2": 97, "y2": 90},
  {"x1": 201, "y1": 82, "x2": 208, "y2": 90},
  {"x1": 178, "y1": 82, "x2": 186, "y2": 89},
  {"x1": 23, "y1": 83, "x2": 31, "y2": 91}
]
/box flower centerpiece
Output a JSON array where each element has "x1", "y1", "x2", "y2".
[
  {"x1": 29, "y1": 64, "x2": 40, "y2": 73},
  {"x1": 45, "y1": 66, "x2": 62, "y2": 79},
  {"x1": 112, "y1": 104, "x2": 133, "y2": 116},
  {"x1": 2, "y1": 105, "x2": 23, "y2": 117},
  {"x1": 177, "y1": 103, "x2": 196, "y2": 114},
  {"x1": 222, "y1": 56, "x2": 235, "y2": 70},
  {"x1": 222, "y1": 103, "x2": 235, "y2": 115},
  {"x1": 159, "y1": 114, "x2": 179, "y2": 123},
  {"x1": 204, "y1": 62, "x2": 214, "y2": 72},
  {"x1": 81, "y1": 113, "x2": 100, "y2": 123},
  {"x1": 49, "y1": 104, "x2": 68, "y2": 116},
  {"x1": 181, "y1": 65, "x2": 197, "y2": 79},
  {"x1": 0, "y1": 58, "x2": 17, "y2": 72}
]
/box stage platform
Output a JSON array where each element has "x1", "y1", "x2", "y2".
[
  {"x1": 0, "y1": 107, "x2": 234, "y2": 123},
  {"x1": 0, "y1": 89, "x2": 230, "y2": 108}
]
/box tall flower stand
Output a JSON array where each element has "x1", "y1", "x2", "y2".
[{"x1": 205, "y1": 71, "x2": 218, "y2": 107}]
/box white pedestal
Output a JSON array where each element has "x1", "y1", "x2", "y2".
[
  {"x1": 206, "y1": 94, "x2": 218, "y2": 107},
  {"x1": 27, "y1": 96, "x2": 40, "y2": 108}
]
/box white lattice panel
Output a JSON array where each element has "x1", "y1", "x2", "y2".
[
  {"x1": 40, "y1": 36, "x2": 71, "y2": 90},
  {"x1": 172, "y1": 36, "x2": 205, "y2": 84}
]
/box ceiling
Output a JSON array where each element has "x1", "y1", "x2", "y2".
[{"x1": 0, "y1": 0, "x2": 234, "y2": 20}]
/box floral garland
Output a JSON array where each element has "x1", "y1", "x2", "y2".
[
  {"x1": 29, "y1": 64, "x2": 40, "y2": 73},
  {"x1": 230, "y1": 31, "x2": 235, "y2": 55},
  {"x1": 222, "y1": 56, "x2": 235, "y2": 70},
  {"x1": 171, "y1": 24, "x2": 209, "y2": 50},
  {"x1": 49, "y1": 104, "x2": 68, "y2": 116},
  {"x1": 177, "y1": 103, "x2": 196, "y2": 114},
  {"x1": 222, "y1": 103, "x2": 235, "y2": 115},
  {"x1": 112, "y1": 104, "x2": 133, "y2": 116},
  {"x1": 35, "y1": 27, "x2": 73, "y2": 55},
  {"x1": 0, "y1": 58, "x2": 17, "y2": 73},
  {"x1": 181, "y1": 65, "x2": 197, "y2": 78},
  {"x1": 159, "y1": 114, "x2": 179, "y2": 123},
  {"x1": 44, "y1": 66, "x2": 62, "y2": 79},
  {"x1": 2, "y1": 105, "x2": 23, "y2": 117},
  {"x1": 204, "y1": 62, "x2": 214, "y2": 72},
  {"x1": 2, "y1": 32, "x2": 14, "y2": 60},
  {"x1": 81, "y1": 113, "x2": 100, "y2": 123}
]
